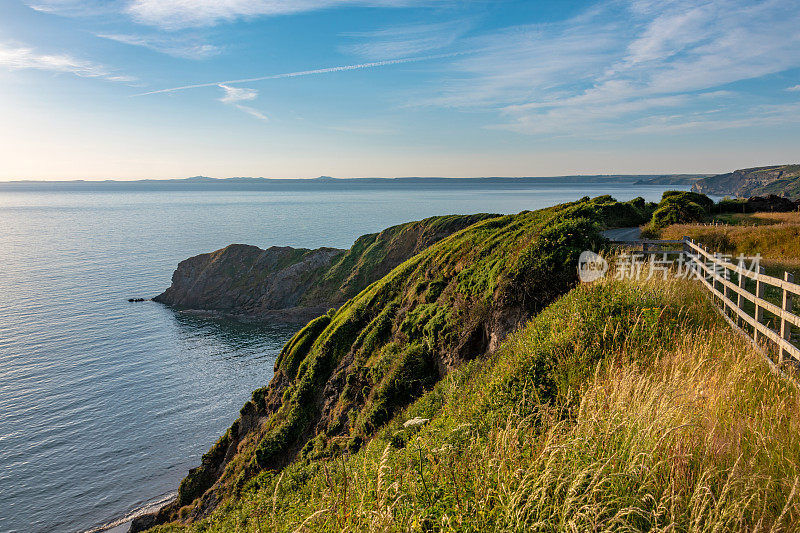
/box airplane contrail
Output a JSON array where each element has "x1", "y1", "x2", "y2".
[{"x1": 133, "y1": 52, "x2": 466, "y2": 96}]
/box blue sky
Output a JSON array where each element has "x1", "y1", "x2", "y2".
[{"x1": 0, "y1": 0, "x2": 799, "y2": 180}]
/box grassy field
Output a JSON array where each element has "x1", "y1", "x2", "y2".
[
  {"x1": 712, "y1": 212, "x2": 800, "y2": 226},
  {"x1": 151, "y1": 278, "x2": 800, "y2": 532},
  {"x1": 646, "y1": 210, "x2": 800, "y2": 368},
  {"x1": 658, "y1": 213, "x2": 800, "y2": 277}
]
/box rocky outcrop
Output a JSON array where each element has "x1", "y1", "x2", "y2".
[
  {"x1": 692, "y1": 165, "x2": 800, "y2": 199},
  {"x1": 153, "y1": 214, "x2": 499, "y2": 322},
  {"x1": 153, "y1": 245, "x2": 344, "y2": 322}
]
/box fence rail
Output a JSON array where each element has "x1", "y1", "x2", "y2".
[{"x1": 610, "y1": 236, "x2": 800, "y2": 366}]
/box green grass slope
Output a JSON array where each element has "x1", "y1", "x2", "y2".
[
  {"x1": 146, "y1": 196, "x2": 651, "y2": 526},
  {"x1": 300, "y1": 214, "x2": 499, "y2": 307},
  {"x1": 154, "y1": 214, "x2": 502, "y2": 322},
  {"x1": 152, "y1": 277, "x2": 800, "y2": 532}
]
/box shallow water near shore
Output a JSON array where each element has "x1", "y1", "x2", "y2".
[{"x1": 0, "y1": 184, "x2": 681, "y2": 532}]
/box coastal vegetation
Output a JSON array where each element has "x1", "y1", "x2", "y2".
[
  {"x1": 299, "y1": 214, "x2": 499, "y2": 308},
  {"x1": 648, "y1": 191, "x2": 714, "y2": 229},
  {"x1": 140, "y1": 196, "x2": 655, "y2": 528},
  {"x1": 150, "y1": 277, "x2": 800, "y2": 532},
  {"x1": 141, "y1": 193, "x2": 800, "y2": 532},
  {"x1": 641, "y1": 189, "x2": 798, "y2": 240},
  {"x1": 658, "y1": 212, "x2": 800, "y2": 266}
]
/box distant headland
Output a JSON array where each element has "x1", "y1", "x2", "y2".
[{"x1": 0, "y1": 174, "x2": 707, "y2": 192}]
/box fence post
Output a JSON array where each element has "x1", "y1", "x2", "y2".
[
  {"x1": 682, "y1": 237, "x2": 691, "y2": 278},
  {"x1": 780, "y1": 272, "x2": 794, "y2": 365},
  {"x1": 736, "y1": 258, "x2": 745, "y2": 327},
  {"x1": 722, "y1": 261, "x2": 730, "y2": 316},
  {"x1": 701, "y1": 245, "x2": 707, "y2": 284},
  {"x1": 705, "y1": 246, "x2": 714, "y2": 299},
  {"x1": 755, "y1": 266, "x2": 766, "y2": 343}
]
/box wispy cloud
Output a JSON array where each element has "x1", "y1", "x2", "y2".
[
  {"x1": 27, "y1": 0, "x2": 123, "y2": 18},
  {"x1": 787, "y1": 85, "x2": 800, "y2": 92},
  {"x1": 0, "y1": 41, "x2": 135, "y2": 82},
  {"x1": 127, "y1": 0, "x2": 441, "y2": 29},
  {"x1": 29, "y1": 0, "x2": 442, "y2": 30},
  {"x1": 96, "y1": 33, "x2": 223, "y2": 60},
  {"x1": 218, "y1": 84, "x2": 268, "y2": 121},
  {"x1": 134, "y1": 52, "x2": 464, "y2": 96},
  {"x1": 632, "y1": 102, "x2": 800, "y2": 133},
  {"x1": 341, "y1": 20, "x2": 471, "y2": 60},
  {"x1": 430, "y1": 0, "x2": 800, "y2": 136}
]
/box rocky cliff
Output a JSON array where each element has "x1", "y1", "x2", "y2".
[
  {"x1": 136, "y1": 196, "x2": 652, "y2": 531},
  {"x1": 153, "y1": 214, "x2": 498, "y2": 322},
  {"x1": 154, "y1": 245, "x2": 344, "y2": 322},
  {"x1": 692, "y1": 164, "x2": 800, "y2": 199}
]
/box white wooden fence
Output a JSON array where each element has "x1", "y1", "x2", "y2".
[{"x1": 612, "y1": 237, "x2": 800, "y2": 366}]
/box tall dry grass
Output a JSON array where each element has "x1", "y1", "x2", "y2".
[
  {"x1": 660, "y1": 223, "x2": 800, "y2": 270},
  {"x1": 658, "y1": 210, "x2": 800, "y2": 271}
]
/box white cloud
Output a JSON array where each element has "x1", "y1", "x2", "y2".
[
  {"x1": 341, "y1": 20, "x2": 470, "y2": 60},
  {"x1": 28, "y1": 0, "x2": 441, "y2": 29},
  {"x1": 0, "y1": 42, "x2": 135, "y2": 82},
  {"x1": 218, "y1": 84, "x2": 268, "y2": 121},
  {"x1": 27, "y1": 0, "x2": 123, "y2": 17},
  {"x1": 218, "y1": 84, "x2": 257, "y2": 104},
  {"x1": 237, "y1": 106, "x2": 269, "y2": 121},
  {"x1": 96, "y1": 33, "x2": 223, "y2": 60},
  {"x1": 632, "y1": 102, "x2": 800, "y2": 133},
  {"x1": 127, "y1": 0, "x2": 438, "y2": 30},
  {"x1": 430, "y1": 0, "x2": 800, "y2": 136},
  {"x1": 787, "y1": 85, "x2": 800, "y2": 92}
]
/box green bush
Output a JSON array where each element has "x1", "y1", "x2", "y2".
[
  {"x1": 661, "y1": 190, "x2": 714, "y2": 211},
  {"x1": 715, "y1": 197, "x2": 750, "y2": 214},
  {"x1": 648, "y1": 190, "x2": 713, "y2": 229}
]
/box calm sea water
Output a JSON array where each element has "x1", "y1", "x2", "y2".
[{"x1": 0, "y1": 185, "x2": 680, "y2": 533}]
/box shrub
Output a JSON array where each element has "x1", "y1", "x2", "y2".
[
  {"x1": 661, "y1": 190, "x2": 714, "y2": 211},
  {"x1": 648, "y1": 191, "x2": 713, "y2": 229}
]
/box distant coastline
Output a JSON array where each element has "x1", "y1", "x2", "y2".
[{"x1": 0, "y1": 174, "x2": 708, "y2": 192}]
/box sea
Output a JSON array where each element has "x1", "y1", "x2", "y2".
[{"x1": 0, "y1": 182, "x2": 684, "y2": 532}]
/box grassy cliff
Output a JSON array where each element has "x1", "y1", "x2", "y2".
[
  {"x1": 300, "y1": 214, "x2": 499, "y2": 307},
  {"x1": 154, "y1": 214, "x2": 498, "y2": 322},
  {"x1": 693, "y1": 165, "x2": 800, "y2": 199},
  {"x1": 152, "y1": 276, "x2": 800, "y2": 531},
  {"x1": 140, "y1": 196, "x2": 656, "y2": 528}
]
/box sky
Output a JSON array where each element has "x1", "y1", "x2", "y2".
[{"x1": 0, "y1": 0, "x2": 799, "y2": 180}]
